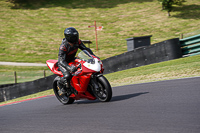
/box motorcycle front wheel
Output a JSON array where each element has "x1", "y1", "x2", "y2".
[
  {"x1": 92, "y1": 76, "x2": 112, "y2": 102},
  {"x1": 53, "y1": 76, "x2": 75, "y2": 105}
]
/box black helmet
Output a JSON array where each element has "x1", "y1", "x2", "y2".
[{"x1": 64, "y1": 27, "x2": 79, "y2": 44}]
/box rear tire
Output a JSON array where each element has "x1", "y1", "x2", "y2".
[
  {"x1": 93, "y1": 76, "x2": 112, "y2": 102},
  {"x1": 53, "y1": 76, "x2": 75, "y2": 105}
]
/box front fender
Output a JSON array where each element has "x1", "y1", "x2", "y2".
[{"x1": 91, "y1": 73, "x2": 103, "y2": 78}]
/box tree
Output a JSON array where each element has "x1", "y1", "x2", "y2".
[{"x1": 158, "y1": 0, "x2": 186, "y2": 16}]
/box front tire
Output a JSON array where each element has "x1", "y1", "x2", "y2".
[
  {"x1": 92, "y1": 76, "x2": 112, "y2": 102},
  {"x1": 53, "y1": 76, "x2": 74, "y2": 105}
]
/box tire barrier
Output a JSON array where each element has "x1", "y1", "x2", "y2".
[
  {"x1": 0, "y1": 38, "x2": 182, "y2": 102},
  {"x1": 102, "y1": 38, "x2": 182, "y2": 74}
]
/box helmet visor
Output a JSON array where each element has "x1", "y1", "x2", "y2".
[{"x1": 70, "y1": 35, "x2": 79, "y2": 44}]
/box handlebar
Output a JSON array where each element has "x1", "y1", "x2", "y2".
[
  {"x1": 72, "y1": 63, "x2": 82, "y2": 76},
  {"x1": 76, "y1": 63, "x2": 81, "y2": 69}
]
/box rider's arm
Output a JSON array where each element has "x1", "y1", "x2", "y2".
[
  {"x1": 78, "y1": 40, "x2": 95, "y2": 55},
  {"x1": 58, "y1": 44, "x2": 76, "y2": 72}
]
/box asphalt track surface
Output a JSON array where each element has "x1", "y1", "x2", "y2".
[{"x1": 1, "y1": 77, "x2": 200, "y2": 133}]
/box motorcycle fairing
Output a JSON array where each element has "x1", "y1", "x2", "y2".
[
  {"x1": 46, "y1": 59, "x2": 63, "y2": 77},
  {"x1": 83, "y1": 58, "x2": 101, "y2": 72},
  {"x1": 71, "y1": 74, "x2": 92, "y2": 93}
]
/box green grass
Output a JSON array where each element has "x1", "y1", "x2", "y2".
[
  {"x1": 0, "y1": 66, "x2": 52, "y2": 84},
  {"x1": 0, "y1": 0, "x2": 200, "y2": 63}
]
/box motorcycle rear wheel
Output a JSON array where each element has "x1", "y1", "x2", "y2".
[
  {"x1": 93, "y1": 76, "x2": 112, "y2": 102},
  {"x1": 53, "y1": 76, "x2": 75, "y2": 105}
]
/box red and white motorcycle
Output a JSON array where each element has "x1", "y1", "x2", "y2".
[{"x1": 46, "y1": 50, "x2": 112, "y2": 104}]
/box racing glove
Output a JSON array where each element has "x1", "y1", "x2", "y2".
[{"x1": 69, "y1": 65, "x2": 77, "y2": 73}]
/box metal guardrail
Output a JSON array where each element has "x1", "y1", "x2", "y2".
[{"x1": 180, "y1": 34, "x2": 200, "y2": 57}]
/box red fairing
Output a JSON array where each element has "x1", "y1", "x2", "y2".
[
  {"x1": 46, "y1": 59, "x2": 63, "y2": 77},
  {"x1": 71, "y1": 74, "x2": 92, "y2": 93}
]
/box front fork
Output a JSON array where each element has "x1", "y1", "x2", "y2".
[{"x1": 90, "y1": 74, "x2": 102, "y2": 91}]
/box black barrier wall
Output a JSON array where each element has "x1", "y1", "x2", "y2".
[
  {"x1": 102, "y1": 38, "x2": 182, "y2": 74},
  {"x1": 0, "y1": 38, "x2": 182, "y2": 102},
  {"x1": 0, "y1": 83, "x2": 16, "y2": 88},
  {"x1": 0, "y1": 74, "x2": 56, "y2": 102}
]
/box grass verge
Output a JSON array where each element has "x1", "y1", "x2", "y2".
[
  {"x1": 0, "y1": 66, "x2": 52, "y2": 84},
  {"x1": 105, "y1": 55, "x2": 200, "y2": 87},
  {"x1": 1, "y1": 0, "x2": 200, "y2": 63}
]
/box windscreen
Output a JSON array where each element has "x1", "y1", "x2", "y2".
[{"x1": 77, "y1": 50, "x2": 93, "y2": 61}]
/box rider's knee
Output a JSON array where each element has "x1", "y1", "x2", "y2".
[{"x1": 63, "y1": 71, "x2": 71, "y2": 80}]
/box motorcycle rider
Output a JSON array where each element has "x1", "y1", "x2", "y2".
[{"x1": 57, "y1": 27, "x2": 95, "y2": 96}]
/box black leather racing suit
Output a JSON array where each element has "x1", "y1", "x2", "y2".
[{"x1": 58, "y1": 38, "x2": 94, "y2": 82}]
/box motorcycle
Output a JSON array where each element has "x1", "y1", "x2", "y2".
[{"x1": 46, "y1": 50, "x2": 112, "y2": 104}]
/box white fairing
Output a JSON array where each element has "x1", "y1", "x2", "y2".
[
  {"x1": 83, "y1": 58, "x2": 101, "y2": 72},
  {"x1": 47, "y1": 62, "x2": 54, "y2": 70}
]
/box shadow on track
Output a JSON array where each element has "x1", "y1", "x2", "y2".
[
  {"x1": 74, "y1": 92, "x2": 149, "y2": 104},
  {"x1": 111, "y1": 92, "x2": 149, "y2": 102}
]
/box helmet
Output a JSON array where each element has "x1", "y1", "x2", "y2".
[{"x1": 64, "y1": 27, "x2": 79, "y2": 44}]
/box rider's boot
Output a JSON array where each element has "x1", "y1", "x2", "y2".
[
  {"x1": 57, "y1": 78, "x2": 71, "y2": 96},
  {"x1": 59, "y1": 78, "x2": 78, "y2": 95}
]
